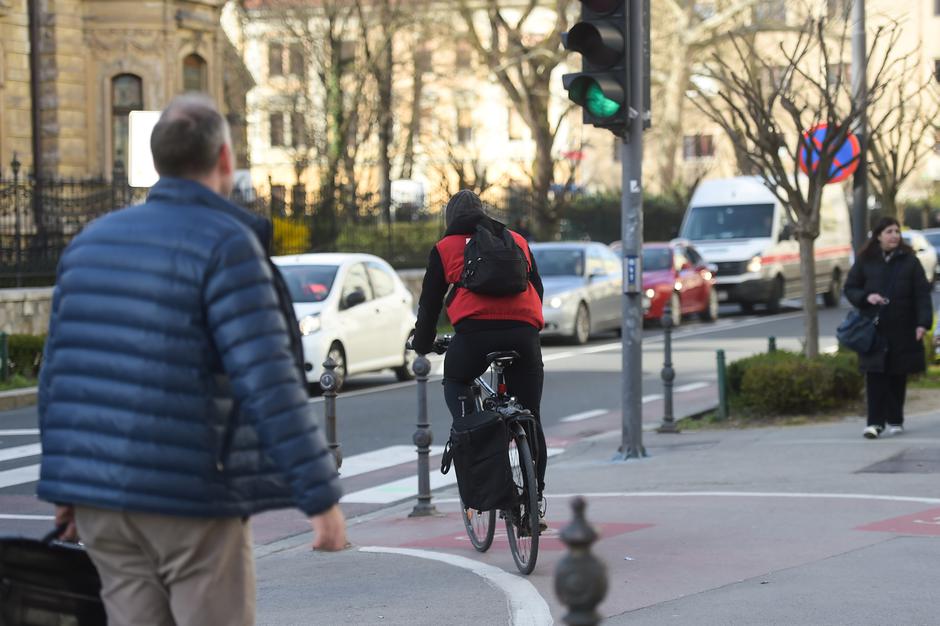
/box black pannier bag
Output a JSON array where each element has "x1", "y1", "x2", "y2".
[
  {"x1": 459, "y1": 224, "x2": 530, "y2": 296},
  {"x1": 441, "y1": 410, "x2": 516, "y2": 512}
]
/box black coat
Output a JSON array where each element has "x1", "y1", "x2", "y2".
[{"x1": 843, "y1": 249, "x2": 933, "y2": 374}]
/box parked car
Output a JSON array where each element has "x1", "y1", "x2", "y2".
[
  {"x1": 272, "y1": 252, "x2": 417, "y2": 390},
  {"x1": 920, "y1": 228, "x2": 940, "y2": 271},
  {"x1": 642, "y1": 241, "x2": 719, "y2": 326},
  {"x1": 902, "y1": 229, "x2": 939, "y2": 283},
  {"x1": 530, "y1": 242, "x2": 622, "y2": 344}
]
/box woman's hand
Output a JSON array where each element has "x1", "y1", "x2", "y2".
[
  {"x1": 915, "y1": 327, "x2": 927, "y2": 341},
  {"x1": 867, "y1": 293, "x2": 889, "y2": 305}
]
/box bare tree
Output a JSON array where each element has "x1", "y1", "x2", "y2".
[
  {"x1": 456, "y1": 0, "x2": 573, "y2": 238},
  {"x1": 693, "y1": 18, "x2": 901, "y2": 357}
]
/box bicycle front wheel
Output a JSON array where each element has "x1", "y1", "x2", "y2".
[
  {"x1": 461, "y1": 501, "x2": 496, "y2": 552},
  {"x1": 505, "y1": 425, "x2": 540, "y2": 575}
]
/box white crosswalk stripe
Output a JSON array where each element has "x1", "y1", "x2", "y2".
[{"x1": 0, "y1": 464, "x2": 40, "y2": 489}]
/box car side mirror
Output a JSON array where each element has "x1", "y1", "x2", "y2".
[{"x1": 343, "y1": 290, "x2": 366, "y2": 309}]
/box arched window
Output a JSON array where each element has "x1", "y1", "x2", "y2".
[
  {"x1": 183, "y1": 54, "x2": 207, "y2": 93},
  {"x1": 111, "y1": 74, "x2": 143, "y2": 173}
]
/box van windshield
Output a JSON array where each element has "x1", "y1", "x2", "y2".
[{"x1": 680, "y1": 204, "x2": 775, "y2": 241}]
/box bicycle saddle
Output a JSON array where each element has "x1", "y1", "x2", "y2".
[{"x1": 485, "y1": 351, "x2": 520, "y2": 367}]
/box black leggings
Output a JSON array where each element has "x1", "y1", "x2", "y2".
[{"x1": 443, "y1": 325, "x2": 546, "y2": 494}]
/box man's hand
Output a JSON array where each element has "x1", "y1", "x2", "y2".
[
  {"x1": 54, "y1": 505, "x2": 78, "y2": 542},
  {"x1": 310, "y1": 504, "x2": 347, "y2": 551},
  {"x1": 916, "y1": 326, "x2": 927, "y2": 341},
  {"x1": 867, "y1": 293, "x2": 889, "y2": 306}
]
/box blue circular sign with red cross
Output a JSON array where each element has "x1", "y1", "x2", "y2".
[{"x1": 797, "y1": 124, "x2": 861, "y2": 184}]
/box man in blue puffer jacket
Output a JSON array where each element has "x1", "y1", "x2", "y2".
[{"x1": 37, "y1": 94, "x2": 346, "y2": 625}]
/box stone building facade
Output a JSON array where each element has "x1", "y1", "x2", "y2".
[{"x1": 0, "y1": 0, "x2": 250, "y2": 179}]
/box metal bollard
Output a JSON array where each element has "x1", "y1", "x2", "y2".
[
  {"x1": 768, "y1": 336, "x2": 777, "y2": 353},
  {"x1": 716, "y1": 349, "x2": 729, "y2": 420},
  {"x1": 319, "y1": 357, "x2": 342, "y2": 470},
  {"x1": 555, "y1": 497, "x2": 608, "y2": 626},
  {"x1": 409, "y1": 354, "x2": 438, "y2": 517},
  {"x1": 657, "y1": 308, "x2": 679, "y2": 433}
]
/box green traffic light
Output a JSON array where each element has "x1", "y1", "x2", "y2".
[{"x1": 585, "y1": 82, "x2": 621, "y2": 118}]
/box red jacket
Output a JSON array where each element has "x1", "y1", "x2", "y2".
[{"x1": 436, "y1": 229, "x2": 544, "y2": 329}]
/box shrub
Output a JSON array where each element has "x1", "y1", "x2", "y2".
[
  {"x1": 732, "y1": 350, "x2": 863, "y2": 416},
  {"x1": 6, "y1": 334, "x2": 45, "y2": 378}
]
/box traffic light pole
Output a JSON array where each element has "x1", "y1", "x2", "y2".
[
  {"x1": 615, "y1": 0, "x2": 647, "y2": 461},
  {"x1": 850, "y1": 0, "x2": 868, "y2": 252}
]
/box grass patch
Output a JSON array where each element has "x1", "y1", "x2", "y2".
[
  {"x1": 909, "y1": 365, "x2": 940, "y2": 389},
  {"x1": 0, "y1": 374, "x2": 38, "y2": 392},
  {"x1": 679, "y1": 395, "x2": 865, "y2": 431}
]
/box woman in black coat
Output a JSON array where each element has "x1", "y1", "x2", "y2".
[{"x1": 843, "y1": 217, "x2": 933, "y2": 439}]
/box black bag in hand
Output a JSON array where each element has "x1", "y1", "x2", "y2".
[
  {"x1": 441, "y1": 410, "x2": 516, "y2": 512},
  {"x1": 0, "y1": 526, "x2": 105, "y2": 625},
  {"x1": 836, "y1": 309, "x2": 879, "y2": 354}
]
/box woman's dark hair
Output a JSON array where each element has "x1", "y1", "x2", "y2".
[{"x1": 857, "y1": 216, "x2": 913, "y2": 258}]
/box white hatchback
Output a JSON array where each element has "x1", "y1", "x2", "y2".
[{"x1": 272, "y1": 252, "x2": 417, "y2": 390}]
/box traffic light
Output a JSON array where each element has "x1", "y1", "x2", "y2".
[{"x1": 562, "y1": 0, "x2": 629, "y2": 136}]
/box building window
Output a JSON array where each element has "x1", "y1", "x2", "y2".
[
  {"x1": 683, "y1": 134, "x2": 715, "y2": 159},
  {"x1": 289, "y1": 43, "x2": 305, "y2": 79},
  {"x1": 754, "y1": 0, "x2": 786, "y2": 25},
  {"x1": 935, "y1": 130, "x2": 940, "y2": 155},
  {"x1": 291, "y1": 113, "x2": 305, "y2": 148},
  {"x1": 826, "y1": 63, "x2": 851, "y2": 86},
  {"x1": 182, "y1": 54, "x2": 207, "y2": 92},
  {"x1": 339, "y1": 41, "x2": 356, "y2": 70},
  {"x1": 271, "y1": 184, "x2": 286, "y2": 214},
  {"x1": 936, "y1": 0, "x2": 939, "y2": 15},
  {"x1": 935, "y1": 59, "x2": 940, "y2": 84},
  {"x1": 111, "y1": 74, "x2": 143, "y2": 173},
  {"x1": 694, "y1": 2, "x2": 716, "y2": 19},
  {"x1": 508, "y1": 108, "x2": 525, "y2": 141},
  {"x1": 455, "y1": 42, "x2": 472, "y2": 69},
  {"x1": 270, "y1": 113, "x2": 284, "y2": 147},
  {"x1": 456, "y1": 107, "x2": 473, "y2": 144},
  {"x1": 269, "y1": 42, "x2": 284, "y2": 77},
  {"x1": 827, "y1": 0, "x2": 850, "y2": 19},
  {"x1": 415, "y1": 46, "x2": 432, "y2": 74}
]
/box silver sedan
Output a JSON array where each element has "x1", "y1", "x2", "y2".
[{"x1": 531, "y1": 242, "x2": 622, "y2": 344}]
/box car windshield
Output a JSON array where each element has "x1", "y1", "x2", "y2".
[
  {"x1": 532, "y1": 248, "x2": 585, "y2": 276},
  {"x1": 279, "y1": 265, "x2": 339, "y2": 303},
  {"x1": 680, "y1": 204, "x2": 775, "y2": 240},
  {"x1": 643, "y1": 248, "x2": 672, "y2": 271}
]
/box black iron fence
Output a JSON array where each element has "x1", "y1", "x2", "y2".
[{"x1": 0, "y1": 162, "x2": 536, "y2": 286}]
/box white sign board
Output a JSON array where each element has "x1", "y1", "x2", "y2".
[{"x1": 128, "y1": 110, "x2": 161, "y2": 188}]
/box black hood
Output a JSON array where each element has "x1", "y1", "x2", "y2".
[{"x1": 444, "y1": 190, "x2": 503, "y2": 236}]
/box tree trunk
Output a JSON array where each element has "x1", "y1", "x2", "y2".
[
  {"x1": 531, "y1": 119, "x2": 556, "y2": 239},
  {"x1": 798, "y1": 234, "x2": 819, "y2": 358},
  {"x1": 880, "y1": 191, "x2": 900, "y2": 226},
  {"x1": 399, "y1": 48, "x2": 424, "y2": 181},
  {"x1": 377, "y1": 31, "x2": 393, "y2": 228}
]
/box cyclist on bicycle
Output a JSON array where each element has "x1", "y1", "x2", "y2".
[{"x1": 411, "y1": 190, "x2": 548, "y2": 507}]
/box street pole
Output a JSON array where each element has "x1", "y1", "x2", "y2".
[
  {"x1": 615, "y1": 0, "x2": 647, "y2": 460},
  {"x1": 850, "y1": 0, "x2": 868, "y2": 251}
]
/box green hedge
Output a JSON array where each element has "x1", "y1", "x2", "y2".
[
  {"x1": 559, "y1": 192, "x2": 687, "y2": 244},
  {"x1": 729, "y1": 350, "x2": 863, "y2": 416},
  {"x1": 6, "y1": 334, "x2": 45, "y2": 379}
]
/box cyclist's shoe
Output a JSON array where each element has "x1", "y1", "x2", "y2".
[
  {"x1": 537, "y1": 495, "x2": 548, "y2": 533},
  {"x1": 538, "y1": 519, "x2": 548, "y2": 533}
]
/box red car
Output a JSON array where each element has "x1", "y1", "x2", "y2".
[{"x1": 642, "y1": 241, "x2": 718, "y2": 326}]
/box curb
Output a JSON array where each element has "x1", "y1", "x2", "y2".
[{"x1": 0, "y1": 387, "x2": 38, "y2": 412}]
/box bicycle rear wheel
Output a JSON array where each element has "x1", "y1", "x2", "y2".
[
  {"x1": 504, "y1": 424, "x2": 540, "y2": 575},
  {"x1": 461, "y1": 501, "x2": 496, "y2": 552}
]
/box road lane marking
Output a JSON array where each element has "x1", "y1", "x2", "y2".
[
  {"x1": 359, "y1": 546, "x2": 552, "y2": 626},
  {"x1": 545, "y1": 491, "x2": 940, "y2": 505},
  {"x1": 641, "y1": 394, "x2": 663, "y2": 403},
  {"x1": 0, "y1": 443, "x2": 41, "y2": 463},
  {"x1": 0, "y1": 514, "x2": 54, "y2": 521},
  {"x1": 0, "y1": 429, "x2": 40, "y2": 436},
  {"x1": 560, "y1": 409, "x2": 608, "y2": 423},
  {"x1": 542, "y1": 351, "x2": 577, "y2": 363},
  {"x1": 340, "y1": 445, "x2": 445, "y2": 479},
  {"x1": 342, "y1": 448, "x2": 565, "y2": 504},
  {"x1": 674, "y1": 382, "x2": 710, "y2": 393},
  {"x1": 0, "y1": 464, "x2": 39, "y2": 489}
]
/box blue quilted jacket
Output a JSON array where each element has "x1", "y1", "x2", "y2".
[{"x1": 37, "y1": 178, "x2": 342, "y2": 517}]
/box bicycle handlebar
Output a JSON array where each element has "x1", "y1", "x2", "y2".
[{"x1": 406, "y1": 334, "x2": 452, "y2": 355}]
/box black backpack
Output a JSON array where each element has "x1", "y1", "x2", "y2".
[
  {"x1": 458, "y1": 224, "x2": 530, "y2": 296},
  {"x1": 441, "y1": 410, "x2": 516, "y2": 512}
]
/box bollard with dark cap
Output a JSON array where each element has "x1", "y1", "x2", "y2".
[
  {"x1": 555, "y1": 497, "x2": 608, "y2": 626},
  {"x1": 409, "y1": 353, "x2": 438, "y2": 517},
  {"x1": 716, "y1": 349, "x2": 729, "y2": 420},
  {"x1": 657, "y1": 306, "x2": 679, "y2": 433},
  {"x1": 319, "y1": 357, "x2": 342, "y2": 470},
  {"x1": 768, "y1": 336, "x2": 777, "y2": 353}
]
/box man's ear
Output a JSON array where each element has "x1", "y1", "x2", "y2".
[{"x1": 218, "y1": 142, "x2": 235, "y2": 177}]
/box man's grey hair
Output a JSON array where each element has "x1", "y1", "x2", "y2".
[{"x1": 150, "y1": 93, "x2": 231, "y2": 178}]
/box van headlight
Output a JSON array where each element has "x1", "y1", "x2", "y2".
[
  {"x1": 746, "y1": 256, "x2": 763, "y2": 273},
  {"x1": 548, "y1": 296, "x2": 565, "y2": 309},
  {"x1": 298, "y1": 314, "x2": 321, "y2": 336}
]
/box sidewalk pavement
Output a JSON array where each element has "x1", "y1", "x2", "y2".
[{"x1": 254, "y1": 407, "x2": 940, "y2": 625}]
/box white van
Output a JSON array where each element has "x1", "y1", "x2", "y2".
[{"x1": 677, "y1": 176, "x2": 852, "y2": 313}]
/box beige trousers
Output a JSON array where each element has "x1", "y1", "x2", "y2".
[{"x1": 74, "y1": 506, "x2": 255, "y2": 626}]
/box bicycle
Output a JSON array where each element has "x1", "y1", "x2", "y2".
[{"x1": 431, "y1": 335, "x2": 542, "y2": 575}]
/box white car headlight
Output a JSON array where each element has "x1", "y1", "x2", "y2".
[
  {"x1": 645, "y1": 288, "x2": 655, "y2": 298},
  {"x1": 548, "y1": 296, "x2": 565, "y2": 309},
  {"x1": 746, "y1": 256, "x2": 763, "y2": 273},
  {"x1": 298, "y1": 314, "x2": 322, "y2": 336}
]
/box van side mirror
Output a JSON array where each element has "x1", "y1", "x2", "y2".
[{"x1": 778, "y1": 224, "x2": 793, "y2": 241}]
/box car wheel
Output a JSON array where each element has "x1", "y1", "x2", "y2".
[
  {"x1": 394, "y1": 341, "x2": 416, "y2": 381},
  {"x1": 700, "y1": 288, "x2": 719, "y2": 322},
  {"x1": 766, "y1": 276, "x2": 783, "y2": 314},
  {"x1": 822, "y1": 269, "x2": 841, "y2": 308},
  {"x1": 570, "y1": 303, "x2": 590, "y2": 345},
  {"x1": 325, "y1": 342, "x2": 346, "y2": 392}
]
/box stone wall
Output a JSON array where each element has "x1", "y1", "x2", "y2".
[{"x1": 0, "y1": 287, "x2": 53, "y2": 335}]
